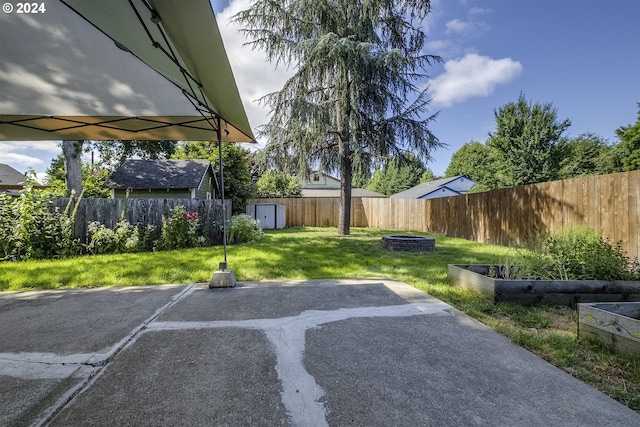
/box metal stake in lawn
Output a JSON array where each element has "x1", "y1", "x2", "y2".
[{"x1": 210, "y1": 116, "x2": 236, "y2": 288}]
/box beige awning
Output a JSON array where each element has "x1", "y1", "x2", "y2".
[{"x1": 0, "y1": 0, "x2": 255, "y2": 142}]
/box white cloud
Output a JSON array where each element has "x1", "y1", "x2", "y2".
[
  {"x1": 430, "y1": 54, "x2": 523, "y2": 107},
  {"x1": 469, "y1": 7, "x2": 491, "y2": 16},
  {"x1": 446, "y1": 19, "x2": 471, "y2": 35},
  {"x1": 217, "y1": 0, "x2": 294, "y2": 142},
  {"x1": 445, "y1": 17, "x2": 489, "y2": 37},
  {"x1": 0, "y1": 141, "x2": 60, "y2": 178}
]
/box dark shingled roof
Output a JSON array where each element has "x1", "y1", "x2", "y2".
[
  {"x1": 107, "y1": 159, "x2": 212, "y2": 190},
  {"x1": 0, "y1": 163, "x2": 27, "y2": 186}
]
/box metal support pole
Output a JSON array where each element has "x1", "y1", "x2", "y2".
[
  {"x1": 218, "y1": 116, "x2": 228, "y2": 268},
  {"x1": 210, "y1": 115, "x2": 236, "y2": 288}
]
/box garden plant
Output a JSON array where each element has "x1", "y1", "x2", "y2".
[
  {"x1": 496, "y1": 225, "x2": 640, "y2": 281},
  {"x1": 0, "y1": 187, "x2": 261, "y2": 260}
]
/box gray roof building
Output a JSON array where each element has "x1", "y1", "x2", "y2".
[
  {"x1": 390, "y1": 176, "x2": 475, "y2": 199},
  {"x1": 0, "y1": 164, "x2": 44, "y2": 196},
  {"x1": 107, "y1": 159, "x2": 216, "y2": 200},
  {"x1": 0, "y1": 163, "x2": 27, "y2": 185},
  {"x1": 300, "y1": 171, "x2": 386, "y2": 198}
]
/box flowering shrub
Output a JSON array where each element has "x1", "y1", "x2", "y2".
[
  {"x1": 0, "y1": 180, "x2": 82, "y2": 260},
  {"x1": 0, "y1": 185, "x2": 238, "y2": 260},
  {"x1": 161, "y1": 205, "x2": 205, "y2": 250},
  {"x1": 226, "y1": 214, "x2": 264, "y2": 244}
]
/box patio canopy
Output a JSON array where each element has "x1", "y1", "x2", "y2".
[{"x1": 0, "y1": 0, "x2": 255, "y2": 142}]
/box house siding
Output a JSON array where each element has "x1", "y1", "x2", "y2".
[
  {"x1": 418, "y1": 187, "x2": 460, "y2": 200},
  {"x1": 113, "y1": 188, "x2": 192, "y2": 199},
  {"x1": 196, "y1": 172, "x2": 214, "y2": 199}
]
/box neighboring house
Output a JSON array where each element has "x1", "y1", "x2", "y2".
[
  {"x1": 107, "y1": 159, "x2": 216, "y2": 200},
  {"x1": 390, "y1": 176, "x2": 475, "y2": 200},
  {"x1": 300, "y1": 171, "x2": 386, "y2": 198},
  {"x1": 0, "y1": 163, "x2": 45, "y2": 196}
]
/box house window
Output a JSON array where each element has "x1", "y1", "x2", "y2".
[{"x1": 313, "y1": 174, "x2": 320, "y2": 182}]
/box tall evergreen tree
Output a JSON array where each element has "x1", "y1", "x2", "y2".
[{"x1": 234, "y1": 0, "x2": 442, "y2": 234}]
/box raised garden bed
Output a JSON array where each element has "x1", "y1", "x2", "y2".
[
  {"x1": 578, "y1": 302, "x2": 640, "y2": 356},
  {"x1": 447, "y1": 264, "x2": 640, "y2": 306}
]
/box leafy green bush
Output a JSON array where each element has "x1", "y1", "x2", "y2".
[
  {"x1": 226, "y1": 214, "x2": 264, "y2": 244},
  {"x1": 135, "y1": 224, "x2": 160, "y2": 252},
  {"x1": 87, "y1": 220, "x2": 139, "y2": 255},
  {"x1": 506, "y1": 226, "x2": 639, "y2": 281},
  {"x1": 256, "y1": 170, "x2": 302, "y2": 198},
  {"x1": 1, "y1": 185, "x2": 217, "y2": 260},
  {"x1": 161, "y1": 205, "x2": 205, "y2": 250},
  {"x1": 0, "y1": 180, "x2": 82, "y2": 260}
]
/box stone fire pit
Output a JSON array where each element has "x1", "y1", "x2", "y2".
[{"x1": 382, "y1": 235, "x2": 435, "y2": 252}]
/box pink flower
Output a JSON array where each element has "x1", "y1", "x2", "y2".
[{"x1": 192, "y1": 212, "x2": 198, "y2": 218}]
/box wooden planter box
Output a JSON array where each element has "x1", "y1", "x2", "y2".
[
  {"x1": 578, "y1": 302, "x2": 640, "y2": 356},
  {"x1": 447, "y1": 264, "x2": 640, "y2": 306}
]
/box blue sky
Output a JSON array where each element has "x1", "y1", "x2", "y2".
[{"x1": 2, "y1": 0, "x2": 639, "y2": 179}]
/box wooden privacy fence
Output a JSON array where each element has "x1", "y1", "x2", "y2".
[
  {"x1": 250, "y1": 169, "x2": 640, "y2": 258},
  {"x1": 247, "y1": 197, "x2": 368, "y2": 228},
  {"x1": 51, "y1": 198, "x2": 230, "y2": 244}
]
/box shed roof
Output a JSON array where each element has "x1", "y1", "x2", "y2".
[{"x1": 107, "y1": 159, "x2": 212, "y2": 190}]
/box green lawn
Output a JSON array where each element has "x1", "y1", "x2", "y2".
[{"x1": 1, "y1": 227, "x2": 638, "y2": 412}]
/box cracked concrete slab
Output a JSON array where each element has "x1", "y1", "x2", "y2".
[
  {"x1": 0, "y1": 284, "x2": 191, "y2": 427},
  {"x1": 1, "y1": 279, "x2": 640, "y2": 426}
]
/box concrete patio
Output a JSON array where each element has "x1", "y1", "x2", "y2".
[{"x1": 1, "y1": 279, "x2": 639, "y2": 426}]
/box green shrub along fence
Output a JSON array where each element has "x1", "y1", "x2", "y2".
[
  {"x1": 0, "y1": 192, "x2": 233, "y2": 260},
  {"x1": 50, "y1": 198, "x2": 230, "y2": 244}
]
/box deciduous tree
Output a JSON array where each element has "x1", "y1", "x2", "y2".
[
  {"x1": 615, "y1": 104, "x2": 640, "y2": 171},
  {"x1": 444, "y1": 141, "x2": 498, "y2": 190},
  {"x1": 367, "y1": 153, "x2": 427, "y2": 195},
  {"x1": 256, "y1": 170, "x2": 302, "y2": 198},
  {"x1": 172, "y1": 141, "x2": 252, "y2": 214},
  {"x1": 61, "y1": 140, "x2": 83, "y2": 196},
  {"x1": 487, "y1": 93, "x2": 570, "y2": 188},
  {"x1": 59, "y1": 140, "x2": 176, "y2": 196},
  {"x1": 559, "y1": 133, "x2": 623, "y2": 179}
]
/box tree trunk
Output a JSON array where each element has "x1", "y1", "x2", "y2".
[
  {"x1": 337, "y1": 138, "x2": 352, "y2": 235},
  {"x1": 62, "y1": 140, "x2": 83, "y2": 196},
  {"x1": 336, "y1": 59, "x2": 352, "y2": 235}
]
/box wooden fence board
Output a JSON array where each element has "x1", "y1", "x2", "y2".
[
  {"x1": 51, "y1": 198, "x2": 228, "y2": 244},
  {"x1": 600, "y1": 174, "x2": 617, "y2": 244},
  {"x1": 249, "y1": 170, "x2": 640, "y2": 257},
  {"x1": 630, "y1": 171, "x2": 640, "y2": 259},
  {"x1": 616, "y1": 173, "x2": 630, "y2": 248}
]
